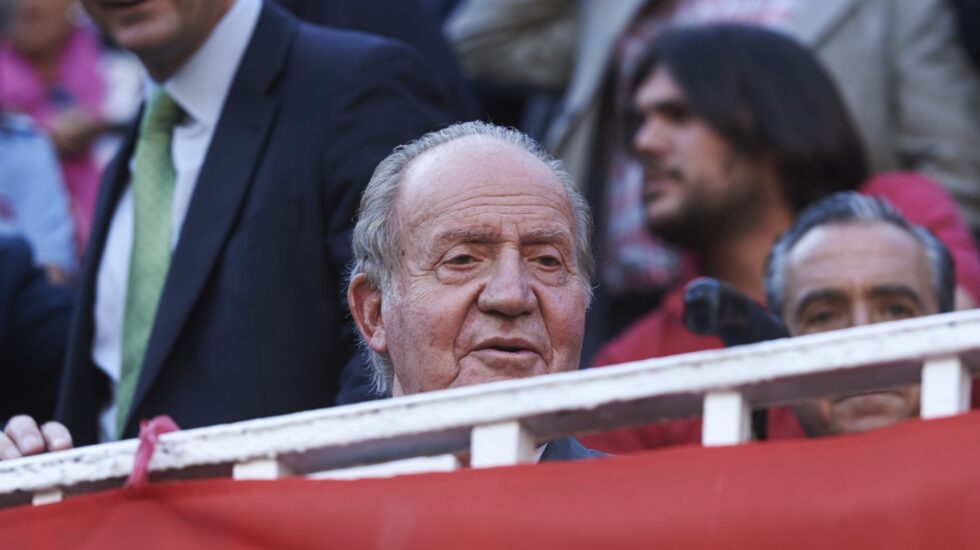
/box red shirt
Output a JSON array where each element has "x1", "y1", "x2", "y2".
[
  {"x1": 579, "y1": 284, "x2": 805, "y2": 453},
  {"x1": 580, "y1": 172, "x2": 980, "y2": 454}
]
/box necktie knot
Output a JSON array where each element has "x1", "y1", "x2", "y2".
[{"x1": 141, "y1": 89, "x2": 183, "y2": 136}]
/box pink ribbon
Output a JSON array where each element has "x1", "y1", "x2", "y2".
[{"x1": 124, "y1": 415, "x2": 180, "y2": 489}]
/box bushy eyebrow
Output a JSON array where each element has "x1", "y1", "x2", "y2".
[
  {"x1": 792, "y1": 288, "x2": 849, "y2": 321},
  {"x1": 792, "y1": 284, "x2": 927, "y2": 320},
  {"x1": 433, "y1": 226, "x2": 499, "y2": 248},
  {"x1": 635, "y1": 96, "x2": 690, "y2": 118},
  {"x1": 867, "y1": 284, "x2": 927, "y2": 309},
  {"x1": 521, "y1": 228, "x2": 573, "y2": 247},
  {"x1": 652, "y1": 99, "x2": 690, "y2": 118},
  {"x1": 433, "y1": 226, "x2": 574, "y2": 249}
]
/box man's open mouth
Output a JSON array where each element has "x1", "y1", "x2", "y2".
[{"x1": 473, "y1": 337, "x2": 539, "y2": 356}]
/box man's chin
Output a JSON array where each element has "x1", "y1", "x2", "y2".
[
  {"x1": 829, "y1": 393, "x2": 916, "y2": 434},
  {"x1": 469, "y1": 349, "x2": 542, "y2": 368},
  {"x1": 646, "y1": 216, "x2": 702, "y2": 248},
  {"x1": 831, "y1": 414, "x2": 911, "y2": 435},
  {"x1": 113, "y1": 22, "x2": 178, "y2": 60},
  {"x1": 643, "y1": 196, "x2": 705, "y2": 247},
  {"x1": 452, "y1": 354, "x2": 550, "y2": 388}
]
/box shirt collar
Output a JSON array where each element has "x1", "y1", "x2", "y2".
[{"x1": 150, "y1": 0, "x2": 262, "y2": 127}]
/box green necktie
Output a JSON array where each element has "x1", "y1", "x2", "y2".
[{"x1": 116, "y1": 90, "x2": 183, "y2": 438}]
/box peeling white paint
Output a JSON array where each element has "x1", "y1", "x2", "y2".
[{"x1": 1, "y1": 309, "x2": 978, "y2": 506}]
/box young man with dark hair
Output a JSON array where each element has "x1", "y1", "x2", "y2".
[{"x1": 581, "y1": 24, "x2": 980, "y2": 453}]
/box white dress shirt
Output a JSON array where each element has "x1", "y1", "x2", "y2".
[{"x1": 92, "y1": 0, "x2": 262, "y2": 442}]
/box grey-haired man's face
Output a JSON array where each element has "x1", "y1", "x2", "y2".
[
  {"x1": 781, "y1": 220, "x2": 938, "y2": 436},
  {"x1": 348, "y1": 137, "x2": 588, "y2": 396}
]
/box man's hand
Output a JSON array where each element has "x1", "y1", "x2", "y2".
[{"x1": 0, "y1": 416, "x2": 73, "y2": 460}]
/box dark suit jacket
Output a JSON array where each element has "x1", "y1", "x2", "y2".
[
  {"x1": 272, "y1": 0, "x2": 476, "y2": 119},
  {"x1": 0, "y1": 237, "x2": 73, "y2": 424},
  {"x1": 56, "y1": 3, "x2": 453, "y2": 444},
  {"x1": 541, "y1": 437, "x2": 605, "y2": 461}
]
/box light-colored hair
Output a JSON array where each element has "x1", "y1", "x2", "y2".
[
  {"x1": 764, "y1": 192, "x2": 954, "y2": 317},
  {"x1": 349, "y1": 121, "x2": 595, "y2": 395}
]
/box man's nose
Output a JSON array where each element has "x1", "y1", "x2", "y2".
[
  {"x1": 477, "y1": 252, "x2": 537, "y2": 316},
  {"x1": 633, "y1": 115, "x2": 671, "y2": 159},
  {"x1": 852, "y1": 303, "x2": 872, "y2": 327}
]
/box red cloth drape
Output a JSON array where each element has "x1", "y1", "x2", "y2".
[{"x1": 3, "y1": 411, "x2": 979, "y2": 549}]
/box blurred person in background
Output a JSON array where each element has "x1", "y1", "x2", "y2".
[
  {"x1": 448, "y1": 0, "x2": 980, "y2": 360},
  {"x1": 0, "y1": 110, "x2": 75, "y2": 281},
  {"x1": 271, "y1": 0, "x2": 476, "y2": 120},
  {"x1": 764, "y1": 193, "x2": 953, "y2": 438},
  {"x1": 0, "y1": 235, "x2": 73, "y2": 431},
  {"x1": 577, "y1": 24, "x2": 980, "y2": 454},
  {"x1": 951, "y1": 0, "x2": 980, "y2": 73},
  {"x1": 0, "y1": 0, "x2": 108, "y2": 256}
]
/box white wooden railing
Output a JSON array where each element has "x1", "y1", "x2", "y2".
[{"x1": 2, "y1": 309, "x2": 978, "y2": 509}]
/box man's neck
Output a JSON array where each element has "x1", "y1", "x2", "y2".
[{"x1": 700, "y1": 201, "x2": 794, "y2": 300}]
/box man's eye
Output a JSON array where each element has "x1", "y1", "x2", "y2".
[
  {"x1": 445, "y1": 255, "x2": 477, "y2": 266},
  {"x1": 881, "y1": 302, "x2": 915, "y2": 319},
  {"x1": 661, "y1": 104, "x2": 690, "y2": 124},
  {"x1": 805, "y1": 309, "x2": 839, "y2": 327},
  {"x1": 533, "y1": 255, "x2": 562, "y2": 268}
]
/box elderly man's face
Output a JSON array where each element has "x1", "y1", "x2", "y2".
[
  {"x1": 781, "y1": 221, "x2": 939, "y2": 435},
  {"x1": 358, "y1": 137, "x2": 587, "y2": 395},
  {"x1": 631, "y1": 68, "x2": 773, "y2": 247}
]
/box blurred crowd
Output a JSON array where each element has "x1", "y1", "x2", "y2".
[{"x1": 1, "y1": 0, "x2": 980, "y2": 461}]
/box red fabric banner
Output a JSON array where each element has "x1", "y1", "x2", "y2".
[{"x1": 2, "y1": 411, "x2": 979, "y2": 549}]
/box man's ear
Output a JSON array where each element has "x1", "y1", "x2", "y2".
[{"x1": 348, "y1": 273, "x2": 387, "y2": 354}]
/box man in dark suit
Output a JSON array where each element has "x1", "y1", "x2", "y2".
[
  {"x1": 272, "y1": 0, "x2": 477, "y2": 120},
  {"x1": 0, "y1": 237, "x2": 73, "y2": 431},
  {"x1": 1, "y1": 0, "x2": 453, "y2": 456}
]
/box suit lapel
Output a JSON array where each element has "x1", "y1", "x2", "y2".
[
  {"x1": 126, "y1": 3, "x2": 296, "y2": 425},
  {"x1": 55, "y1": 119, "x2": 139, "y2": 443},
  {"x1": 66, "y1": 117, "x2": 137, "y2": 372},
  {"x1": 788, "y1": 0, "x2": 859, "y2": 46},
  {"x1": 83, "y1": 120, "x2": 139, "y2": 293},
  {"x1": 540, "y1": 437, "x2": 604, "y2": 461}
]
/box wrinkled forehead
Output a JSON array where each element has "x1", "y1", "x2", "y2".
[
  {"x1": 785, "y1": 220, "x2": 934, "y2": 297},
  {"x1": 394, "y1": 136, "x2": 575, "y2": 232},
  {"x1": 790, "y1": 221, "x2": 927, "y2": 265}
]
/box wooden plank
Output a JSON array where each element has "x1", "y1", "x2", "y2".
[
  {"x1": 1, "y1": 310, "x2": 978, "y2": 500},
  {"x1": 31, "y1": 489, "x2": 62, "y2": 506},
  {"x1": 233, "y1": 459, "x2": 292, "y2": 480},
  {"x1": 471, "y1": 421, "x2": 536, "y2": 468},
  {"x1": 702, "y1": 391, "x2": 750, "y2": 446},
  {"x1": 308, "y1": 455, "x2": 460, "y2": 480},
  {"x1": 921, "y1": 356, "x2": 972, "y2": 419}
]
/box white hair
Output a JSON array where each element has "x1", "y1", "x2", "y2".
[{"x1": 349, "y1": 121, "x2": 595, "y2": 395}]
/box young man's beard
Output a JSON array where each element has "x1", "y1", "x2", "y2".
[{"x1": 645, "y1": 159, "x2": 770, "y2": 250}]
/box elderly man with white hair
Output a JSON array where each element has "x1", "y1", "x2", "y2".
[{"x1": 347, "y1": 121, "x2": 603, "y2": 461}]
